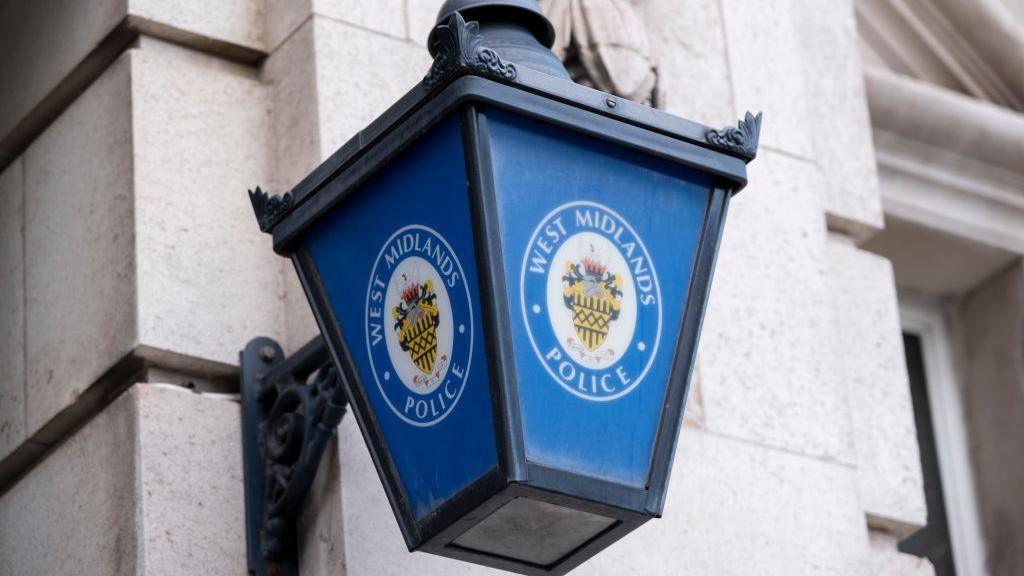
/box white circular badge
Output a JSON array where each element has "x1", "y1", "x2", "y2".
[
  {"x1": 382, "y1": 256, "x2": 455, "y2": 395},
  {"x1": 521, "y1": 201, "x2": 662, "y2": 401},
  {"x1": 365, "y1": 225, "x2": 473, "y2": 426}
]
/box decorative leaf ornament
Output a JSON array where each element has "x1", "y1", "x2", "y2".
[
  {"x1": 705, "y1": 111, "x2": 763, "y2": 160},
  {"x1": 424, "y1": 12, "x2": 517, "y2": 90}
]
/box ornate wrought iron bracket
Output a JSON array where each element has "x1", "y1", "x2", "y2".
[
  {"x1": 241, "y1": 336, "x2": 348, "y2": 576},
  {"x1": 423, "y1": 12, "x2": 518, "y2": 91}
]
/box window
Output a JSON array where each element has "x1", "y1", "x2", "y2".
[{"x1": 899, "y1": 299, "x2": 988, "y2": 576}]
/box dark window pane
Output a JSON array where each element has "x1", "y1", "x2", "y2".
[{"x1": 899, "y1": 333, "x2": 956, "y2": 576}]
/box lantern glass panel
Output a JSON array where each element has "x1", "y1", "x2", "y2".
[
  {"x1": 452, "y1": 498, "x2": 617, "y2": 565},
  {"x1": 303, "y1": 114, "x2": 499, "y2": 519},
  {"x1": 485, "y1": 107, "x2": 712, "y2": 487}
]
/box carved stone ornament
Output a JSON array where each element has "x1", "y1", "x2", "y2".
[
  {"x1": 424, "y1": 12, "x2": 518, "y2": 90},
  {"x1": 705, "y1": 111, "x2": 763, "y2": 160},
  {"x1": 540, "y1": 0, "x2": 660, "y2": 106},
  {"x1": 249, "y1": 186, "x2": 294, "y2": 233}
]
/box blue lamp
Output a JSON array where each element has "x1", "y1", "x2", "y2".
[{"x1": 243, "y1": 2, "x2": 760, "y2": 574}]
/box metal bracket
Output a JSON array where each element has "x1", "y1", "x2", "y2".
[{"x1": 241, "y1": 336, "x2": 348, "y2": 576}]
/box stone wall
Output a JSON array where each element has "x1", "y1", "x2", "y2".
[
  {"x1": 953, "y1": 263, "x2": 1024, "y2": 576},
  {"x1": 0, "y1": 1, "x2": 931, "y2": 574}
]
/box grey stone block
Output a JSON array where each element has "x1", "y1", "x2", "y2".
[
  {"x1": 799, "y1": 2, "x2": 884, "y2": 236},
  {"x1": 23, "y1": 56, "x2": 137, "y2": 436},
  {"x1": 129, "y1": 0, "x2": 266, "y2": 52},
  {"x1": 338, "y1": 415, "x2": 503, "y2": 575},
  {"x1": 298, "y1": 436, "x2": 346, "y2": 576},
  {"x1": 338, "y1": 418, "x2": 873, "y2": 575},
  {"x1": 587, "y1": 429, "x2": 872, "y2": 575},
  {"x1": 720, "y1": 0, "x2": 815, "y2": 159},
  {"x1": 0, "y1": 0, "x2": 124, "y2": 149},
  {"x1": 698, "y1": 150, "x2": 855, "y2": 464},
  {"x1": 0, "y1": 386, "x2": 138, "y2": 576},
  {"x1": 0, "y1": 384, "x2": 248, "y2": 576},
  {"x1": 639, "y1": 0, "x2": 735, "y2": 126},
  {"x1": 827, "y1": 238, "x2": 927, "y2": 532},
  {"x1": 262, "y1": 18, "x2": 322, "y2": 195},
  {"x1": 21, "y1": 42, "x2": 285, "y2": 445},
  {"x1": 315, "y1": 0, "x2": 407, "y2": 38},
  {"x1": 265, "y1": 0, "x2": 315, "y2": 53},
  {"x1": 0, "y1": 159, "x2": 25, "y2": 461},
  {"x1": 130, "y1": 46, "x2": 283, "y2": 367},
  {"x1": 135, "y1": 384, "x2": 246, "y2": 576},
  {"x1": 314, "y1": 17, "x2": 432, "y2": 154},
  {"x1": 408, "y1": 0, "x2": 447, "y2": 46},
  {"x1": 0, "y1": 0, "x2": 266, "y2": 171}
]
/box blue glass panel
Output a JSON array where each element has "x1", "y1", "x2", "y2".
[
  {"x1": 305, "y1": 115, "x2": 497, "y2": 519},
  {"x1": 488, "y1": 108, "x2": 710, "y2": 488}
]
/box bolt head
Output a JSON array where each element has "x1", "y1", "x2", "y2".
[{"x1": 259, "y1": 346, "x2": 277, "y2": 362}]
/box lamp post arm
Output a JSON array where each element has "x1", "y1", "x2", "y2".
[{"x1": 240, "y1": 336, "x2": 348, "y2": 576}]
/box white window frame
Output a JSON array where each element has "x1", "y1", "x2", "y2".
[{"x1": 900, "y1": 296, "x2": 988, "y2": 576}]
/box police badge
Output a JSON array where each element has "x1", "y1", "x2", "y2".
[
  {"x1": 562, "y1": 254, "x2": 623, "y2": 362},
  {"x1": 521, "y1": 200, "x2": 662, "y2": 401},
  {"x1": 393, "y1": 278, "x2": 446, "y2": 384},
  {"x1": 366, "y1": 224, "x2": 474, "y2": 426}
]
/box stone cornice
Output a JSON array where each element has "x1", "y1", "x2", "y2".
[
  {"x1": 874, "y1": 132, "x2": 1024, "y2": 256},
  {"x1": 865, "y1": 69, "x2": 1024, "y2": 175},
  {"x1": 856, "y1": 0, "x2": 1024, "y2": 111},
  {"x1": 867, "y1": 69, "x2": 1024, "y2": 255}
]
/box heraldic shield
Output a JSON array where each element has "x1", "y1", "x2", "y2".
[
  {"x1": 394, "y1": 280, "x2": 440, "y2": 374},
  {"x1": 563, "y1": 256, "x2": 623, "y2": 352}
]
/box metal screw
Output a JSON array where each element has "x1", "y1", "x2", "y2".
[
  {"x1": 605, "y1": 97, "x2": 617, "y2": 109},
  {"x1": 259, "y1": 346, "x2": 277, "y2": 363}
]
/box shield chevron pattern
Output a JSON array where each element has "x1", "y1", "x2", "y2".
[
  {"x1": 570, "y1": 292, "x2": 615, "y2": 351},
  {"x1": 394, "y1": 280, "x2": 440, "y2": 375},
  {"x1": 563, "y1": 256, "x2": 622, "y2": 353},
  {"x1": 401, "y1": 312, "x2": 439, "y2": 373}
]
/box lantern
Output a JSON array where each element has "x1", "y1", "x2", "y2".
[{"x1": 244, "y1": 1, "x2": 760, "y2": 574}]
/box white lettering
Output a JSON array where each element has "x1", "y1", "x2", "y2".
[
  {"x1": 385, "y1": 244, "x2": 400, "y2": 268},
  {"x1": 369, "y1": 322, "x2": 383, "y2": 347},
  {"x1": 559, "y1": 361, "x2": 576, "y2": 383},
  {"x1": 616, "y1": 365, "x2": 631, "y2": 387},
  {"x1": 529, "y1": 250, "x2": 549, "y2": 274},
  {"x1": 575, "y1": 209, "x2": 594, "y2": 228}
]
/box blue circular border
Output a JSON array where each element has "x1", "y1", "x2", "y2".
[
  {"x1": 364, "y1": 224, "x2": 474, "y2": 426},
  {"x1": 520, "y1": 201, "x2": 662, "y2": 401}
]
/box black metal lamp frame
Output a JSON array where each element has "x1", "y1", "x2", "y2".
[{"x1": 242, "y1": 11, "x2": 760, "y2": 576}]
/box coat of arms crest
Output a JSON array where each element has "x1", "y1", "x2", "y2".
[
  {"x1": 393, "y1": 278, "x2": 441, "y2": 376},
  {"x1": 562, "y1": 253, "x2": 623, "y2": 359}
]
